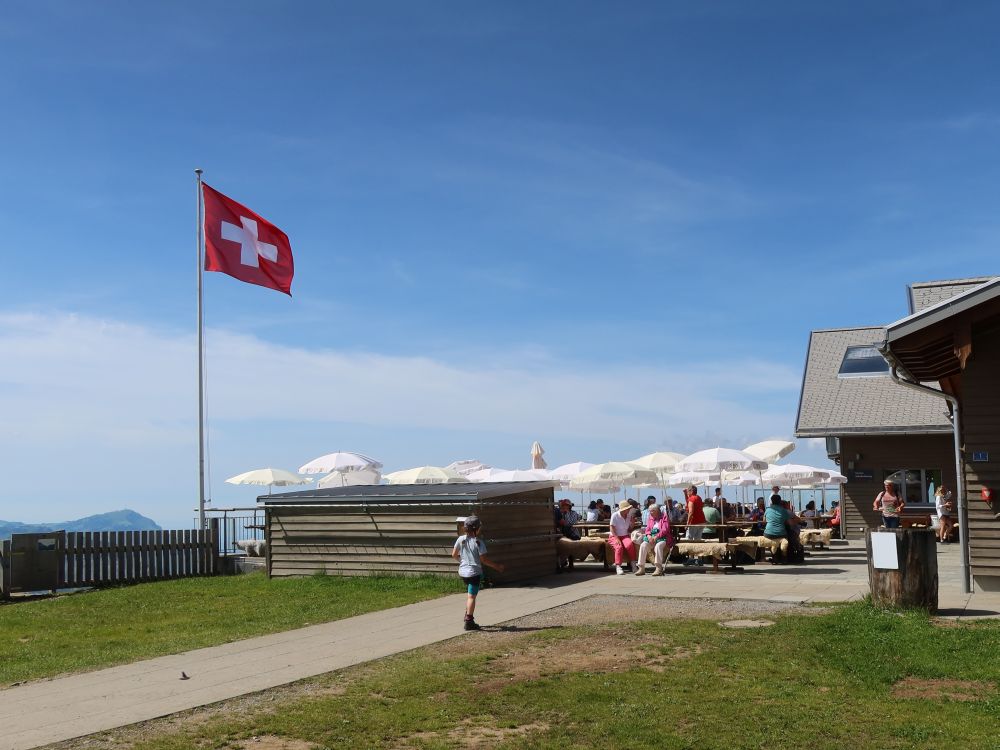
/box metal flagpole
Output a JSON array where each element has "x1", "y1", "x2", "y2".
[{"x1": 195, "y1": 168, "x2": 206, "y2": 530}]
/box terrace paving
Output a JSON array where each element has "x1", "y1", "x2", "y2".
[{"x1": 2, "y1": 542, "x2": 998, "y2": 750}]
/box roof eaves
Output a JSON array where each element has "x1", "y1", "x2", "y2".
[{"x1": 885, "y1": 277, "x2": 1000, "y2": 343}]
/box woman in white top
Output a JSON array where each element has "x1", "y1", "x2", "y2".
[
  {"x1": 935, "y1": 486, "x2": 955, "y2": 543},
  {"x1": 608, "y1": 500, "x2": 638, "y2": 575}
]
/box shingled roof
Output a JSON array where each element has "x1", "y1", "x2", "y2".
[
  {"x1": 907, "y1": 277, "x2": 996, "y2": 314},
  {"x1": 794, "y1": 326, "x2": 951, "y2": 437}
]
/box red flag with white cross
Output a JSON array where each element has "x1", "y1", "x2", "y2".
[{"x1": 202, "y1": 183, "x2": 294, "y2": 295}]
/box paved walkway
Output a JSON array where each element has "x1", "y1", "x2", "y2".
[{"x1": 3, "y1": 543, "x2": 998, "y2": 750}]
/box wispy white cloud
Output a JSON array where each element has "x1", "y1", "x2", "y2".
[{"x1": 0, "y1": 311, "x2": 803, "y2": 523}]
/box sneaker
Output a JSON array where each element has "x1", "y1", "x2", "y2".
[
  {"x1": 615, "y1": 565, "x2": 624, "y2": 575},
  {"x1": 463, "y1": 619, "x2": 481, "y2": 631}
]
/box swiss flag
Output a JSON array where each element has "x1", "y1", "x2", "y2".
[{"x1": 202, "y1": 183, "x2": 294, "y2": 295}]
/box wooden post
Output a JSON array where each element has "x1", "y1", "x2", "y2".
[
  {"x1": 866, "y1": 528, "x2": 938, "y2": 612},
  {"x1": 1, "y1": 539, "x2": 10, "y2": 599}
]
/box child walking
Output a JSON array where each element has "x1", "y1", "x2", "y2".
[{"x1": 452, "y1": 515, "x2": 505, "y2": 631}]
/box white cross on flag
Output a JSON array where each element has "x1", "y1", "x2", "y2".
[{"x1": 202, "y1": 183, "x2": 294, "y2": 295}]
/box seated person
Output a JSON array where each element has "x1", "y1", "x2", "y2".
[
  {"x1": 749, "y1": 497, "x2": 767, "y2": 534},
  {"x1": 824, "y1": 501, "x2": 841, "y2": 526},
  {"x1": 802, "y1": 500, "x2": 818, "y2": 519},
  {"x1": 763, "y1": 496, "x2": 791, "y2": 562},
  {"x1": 585, "y1": 500, "x2": 600, "y2": 522},
  {"x1": 702, "y1": 498, "x2": 721, "y2": 538},
  {"x1": 598, "y1": 500, "x2": 612, "y2": 522},
  {"x1": 636, "y1": 504, "x2": 673, "y2": 576},
  {"x1": 557, "y1": 498, "x2": 581, "y2": 540}
]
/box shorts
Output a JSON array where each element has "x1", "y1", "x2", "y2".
[{"x1": 461, "y1": 574, "x2": 481, "y2": 595}]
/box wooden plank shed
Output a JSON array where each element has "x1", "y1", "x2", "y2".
[{"x1": 259, "y1": 481, "x2": 558, "y2": 583}]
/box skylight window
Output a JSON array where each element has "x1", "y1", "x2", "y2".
[{"x1": 838, "y1": 345, "x2": 890, "y2": 377}]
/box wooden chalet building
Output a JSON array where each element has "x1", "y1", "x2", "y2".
[{"x1": 796, "y1": 276, "x2": 1000, "y2": 592}]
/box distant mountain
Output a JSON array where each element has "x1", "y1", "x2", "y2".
[{"x1": 0, "y1": 509, "x2": 162, "y2": 540}]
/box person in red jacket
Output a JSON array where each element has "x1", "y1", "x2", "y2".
[{"x1": 685, "y1": 485, "x2": 706, "y2": 540}]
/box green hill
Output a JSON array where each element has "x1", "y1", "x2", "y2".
[{"x1": 0, "y1": 509, "x2": 162, "y2": 539}]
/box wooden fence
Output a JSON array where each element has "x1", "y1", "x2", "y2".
[{"x1": 1, "y1": 528, "x2": 218, "y2": 598}]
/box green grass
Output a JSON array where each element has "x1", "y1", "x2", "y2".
[
  {"x1": 121, "y1": 602, "x2": 1000, "y2": 750},
  {"x1": 0, "y1": 572, "x2": 462, "y2": 686}
]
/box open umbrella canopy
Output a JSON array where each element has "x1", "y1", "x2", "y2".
[
  {"x1": 818, "y1": 469, "x2": 847, "y2": 485},
  {"x1": 675, "y1": 447, "x2": 768, "y2": 473},
  {"x1": 666, "y1": 470, "x2": 721, "y2": 487},
  {"x1": 762, "y1": 463, "x2": 828, "y2": 485},
  {"x1": 572, "y1": 479, "x2": 623, "y2": 494},
  {"x1": 569, "y1": 462, "x2": 658, "y2": 489},
  {"x1": 317, "y1": 468, "x2": 382, "y2": 488},
  {"x1": 549, "y1": 461, "x2": 596, "y2": 482},
  {"x1": 383, "y1": 466, "x2": 470, "y2": 485},
  {"x1": 225, "y1": 468, "x2": 312, "y2": 487},
  {"x1": 628, "y1": 452, "x2": 686, "y2": 474},
  {"x1": 488, "y1": 469, "x2": 552, "y2": 482},
  {"x1": 298, "y1": 451, "x2": 383, "y2": 475},
  {"x1": 743, "y1": 440, "x2": 796, "y2": 464},
  {"x1": 466, "y1": 467, "x2": 509, "y2": 482},
  {"x1": 445, "y1": 459, "x2": 492, "y2": 477}
]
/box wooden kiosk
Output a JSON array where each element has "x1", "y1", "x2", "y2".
[{"x1": 260, "y1": 481, "x2": 558, "y2": 583}]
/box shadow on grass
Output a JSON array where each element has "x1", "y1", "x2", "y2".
[{"x1": 485, "y1": 625, "x2": 565, "y2": 633}]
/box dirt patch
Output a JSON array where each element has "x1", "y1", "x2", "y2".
[
  {"x1": 497, "y1": 595, "x2": 820, "y2": 629},
  {"x1": 393, "y1": 720, "x2": 549, "y2": 749},
  {"x1": 237, "y1": 737, "x2": 316, "y2": 750},
  {"x1": 891, "y1": 677, "x2": 996, "y2": 702}
]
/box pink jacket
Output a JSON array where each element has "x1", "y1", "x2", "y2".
[{"x1": 643, "y1": 514, "x2": 674, "y2": 547}]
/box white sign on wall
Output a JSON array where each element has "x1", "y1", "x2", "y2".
[{"x1": 870, "y1": 532, "x2": 899, "y2": 570}]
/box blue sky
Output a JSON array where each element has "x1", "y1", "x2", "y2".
[{"x1": 2, "y1": 2, "x2": 998, "y2": 526}]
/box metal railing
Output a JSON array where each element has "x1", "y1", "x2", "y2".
[{"x1": 196, "y1": 507, "x2": 265, "y2": 557}]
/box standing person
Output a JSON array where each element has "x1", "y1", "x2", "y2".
[
  {"x1": 636, "y1": 504, "x2": 673, "y2": 576},
  {"x1": 452, "y1": 516, "x2": 505, "y2": 631},
  {"x1": 608, "y1": 500, "x2": 638, "y2": 575},
  {"x1": 935, "y1": 486, "x2": 955, "y2": 543},
  {"x1": 685, "y1": 485, "x2": 706, "y2": 540},
  {"x1": 874, "y1": 479, "x2": 905, "y2": 528}
]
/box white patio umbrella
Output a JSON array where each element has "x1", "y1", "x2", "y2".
[
  {"x1": 743, "y1": 440, "x2": 796, "y2": 464},
  {"x1": 466, "y1": 467, "x2": 508, "y2": 482},
  {"x1": 570, "y1": 462, "x2": 658, "y2": 489},
  {"x1": 299, "y1": 451, "x2": 383, "y2": 475},
  {"x1": 573, "y1": 479, "x2": 623, "y2": 497},
  {"x1": 489, "y1": 469, "x2": 552, "y2": 482},
  {"x1": 818, "y1": 469, "x2": 847, "y2": 485},
  {"x1": 317, "y1": 467, "x2": 382, "y2": 488},
  {"x1": 665, "y1": 470, "x2": 721, "y2": 488},
  {"x1": 225, "y1": 468, "x2": 312, "y2": 495},
  {"x1": 675, "y1": 447, "x2": 768, "y2": 474},
  {"x1": 383, "y1": 466, "x2": 470, "y2": 485},
  {"x1": 761, "y1": 463, "x2": 828, "y2": 486},
  {"x1": 549, "y1": 461, "x2": 596, "y2": 482},
  {"x1": 530, "y1": 441, "x2": 548, "y2": 470},
  {"x1": 445, "y1": 459, "x2": 492, "y2": 477},
  {"x1": 629, "y1": 452, "x2": 686, "y2": 474}
]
